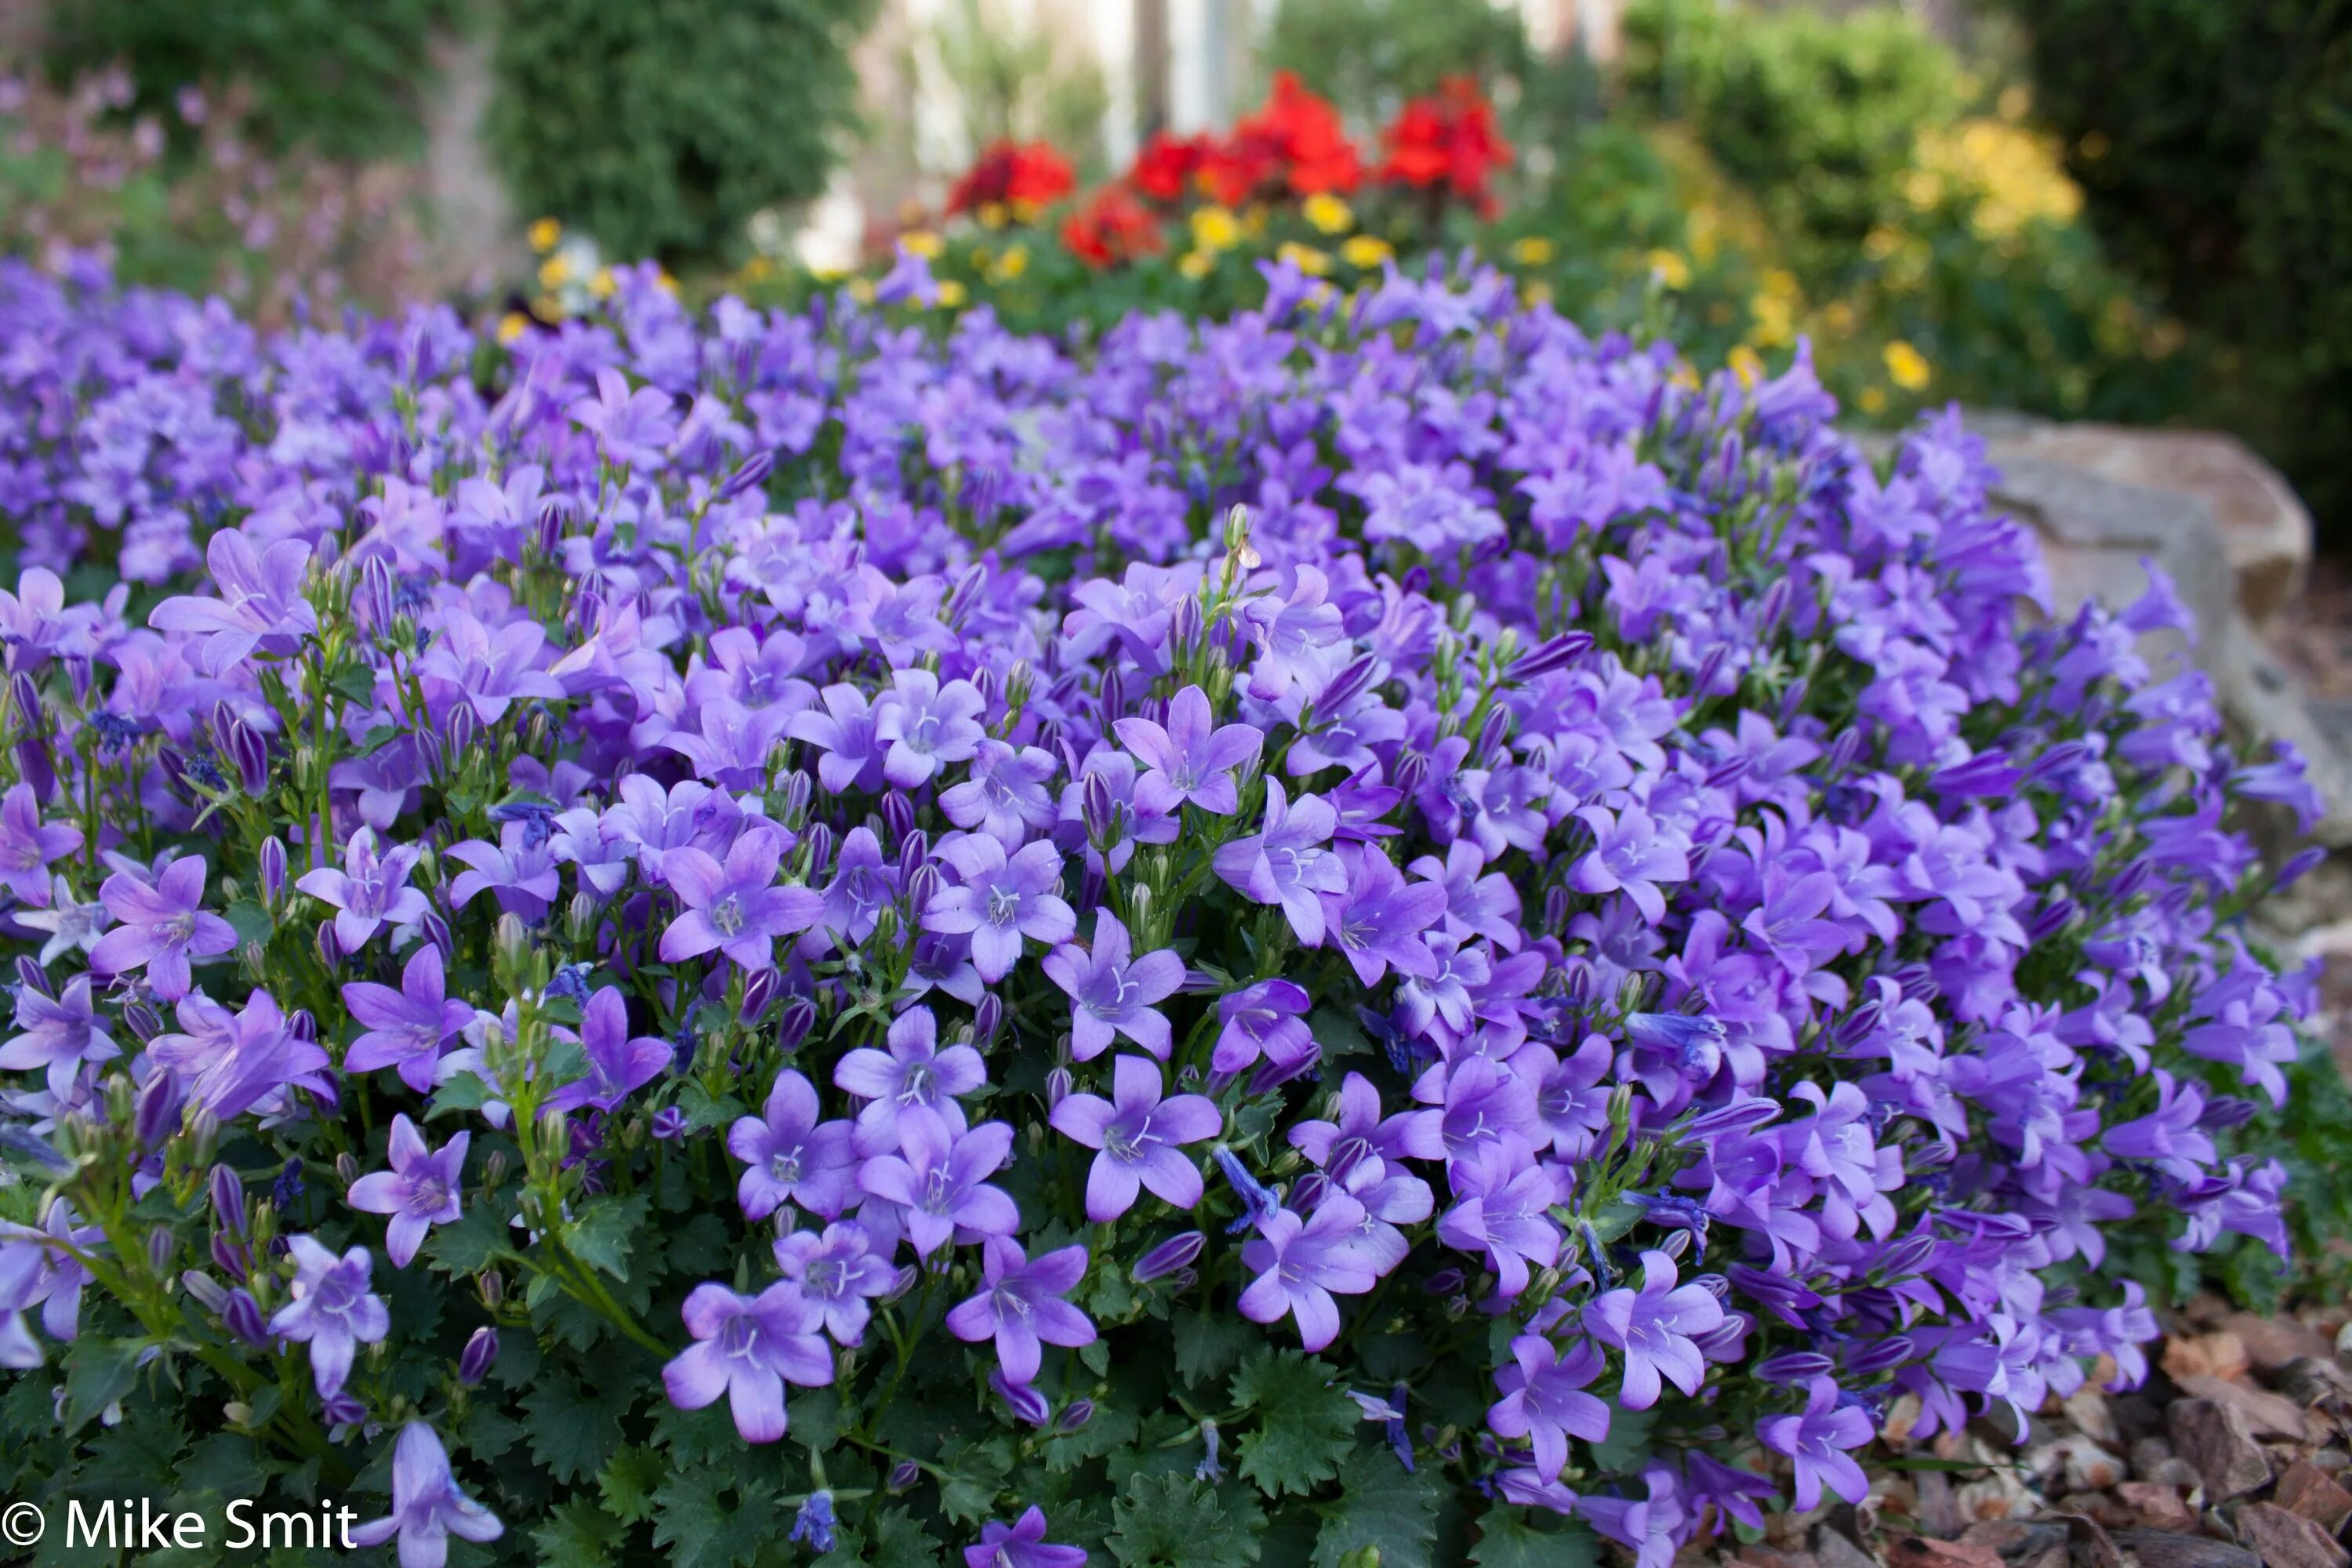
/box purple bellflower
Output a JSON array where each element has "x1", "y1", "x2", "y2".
[
  {"x1": 1048, "y1": 1054, "x2": 1221, "y2": 1221},
  {"x1": 1581, "y1": 1250, "x2": 1727, "y2": 1409},
  {"x1": 89, "y1": 855, "x2": 235, "y2": 1000},
  {"x1": 346, "y1": 1114, "x2": 468, "y2": 1267},
  {"x1": 661, "y1": 1281, "x2": 833, "y2": 1443},
  {"x1": 1041, "y1": 909, "x2": 1185, "y2": 1061},
  {"x1": 343, "y1": 945, "x2": 475, "y2": 1093},
  {"x1": 267, "y1": 1236, "x2": 390, "y2": 1397},
  {"x1": 345, "y1": 1423, "x2": 504, "y2": 1568},
  {"x1": 295, "y1": 828, "x2": 429, "y2": 954},
  {"x1": 727, "y1": 1069, "x2": 858, "y2": 1221},
  {"x1": 945, "y1": 1236, "x2": 1096, "y2": 1383},
  {"x1": 659, "y1": 826, "x2": 821, "y2": 970}
]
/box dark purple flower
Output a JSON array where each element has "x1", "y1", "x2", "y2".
[
  {"x1": 946, "y1": 1236, "x2": 1095, "y2": 1382},
  {"x1": 661, "y1": 1281, "x2": 833, "y2": 1443},
  {"x1": 346, "y1": 1114, "x2": 467, "y2": 1268},
  {"x1": 1049, "y1": 1054, "x2": 1221, "y2": 1221},
  {"x1": 89, "y1": 855, "x2": 236, "y2": 1000},
  {"x1": 1041, "y1": 909, "x2": 1185, "y2": 1062}
]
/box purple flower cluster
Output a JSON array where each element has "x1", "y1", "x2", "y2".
[{"x1": 0, "y1": 249, "x2": 2320, "y2": 1561}]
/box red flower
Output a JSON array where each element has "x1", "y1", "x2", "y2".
[
  {"x1": 1379, "y1": 78, "x2": 1512, "y2": 216},
  {"x1": 1209, "y1": 71, "x2": 1362, "y2": 205},
  {"x1": 1061, "y1": 183, "x2": 1164, "y2": 268},
  {"x1": 947, "y1": 140, "x2": 1077, "y2": 220},
  {"x1": 1132, "y1": 131, "x2": 1217, "y2": 204}
]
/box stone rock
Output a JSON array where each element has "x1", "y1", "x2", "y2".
[
  {"x1": 2335, "y1": 1319, "x2": 2352, "y2": 1373},
  {"x1": 2132, "y1": 1438, "x2": 2180, "y2": 1481},
  {"x1": 2278, "y1": 1356, "x2": 2352, "y2": 1406},
  {"x1": 2276, "y1": 1460, "x2": 2352, "y2": 1535},
  {"x1": 1976, "y1": 423, "x2": 2312, "y2": 626},
  {"x1": 2168, "y1": 1335, "x2": 2254, "y2": 1385},
  {"x1": 2174, "y1": 1374, "x2": 2313, "y2": 1442},
  {"x1": 2112, "y1": 1483, "x2": 2201, "y2": 1534},
  {"x1": 1886, "y1": 1535, "x2": 2005, "y2": 1568},
  {"x1": 2067, "y1": 1390, "x2": 2124, "y2": 1448},
  {"x1": 1917, "y1": 1471, "x2": 1965, "y2": 1538},
  {"x1": 2169, "y1": 1399, "x2": 2274, "y2": 1501},
  {"x1": 1737, "y1": 1549, "x2": 1822, "y2": 1568},
  {"x1": 1961, "y1": 1523, "x2": 2068, "y2": 1563},
  {"x1": 2217, "y1": 1315, "x2": 2336, "y2": 1374},
  {"x1": 2108, "y1": 1530, "x2": 2260, "y2": 1568},
  {"x1": 2233, "y1": 1502, "x2": 2350, "y2": 1568}
]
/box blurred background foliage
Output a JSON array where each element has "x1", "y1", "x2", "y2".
[{"x1": 4, "y1": 0, "x2": 2350, "y2": 542}]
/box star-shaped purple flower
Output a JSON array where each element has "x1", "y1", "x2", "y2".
[
  {"x1": 833, "y1": 1005, "x2": 985, "y2": 1156},
  {"x1": 346, "y1": 1422, "x2": 503, "y2": 1568},
  {"x1": 924, "y1": 836, "x2": 1076, "y2": 983},
  {"x1": 661, "y1": 1280, "x2": 833, "y2": 1443},
  {"x1": 347, "y1": 1114, "x2": 467, "y2": 1268},
  {"x1": 857, "y1": 1117, "x2": 1018, "y2": 1258},
  {"x1": 296, "y1": 827, "x2": 429, "y2": 954},
  {"x1": 728, "y1": 1069, "x2": 858, "y2": 1221},
  {"x1": 1581, "y1": 1249, "x2": 1726, "y2": 1409},
  {"x1": 1048, "y1": 1054, "x2": 1221, "y2": 1221},
  {"x1": 89, "y1": 855, "x2": 236, "y2": 1000},
  {"x1": 545, "y1": 985, "x2": 670, "y2": 1113},
  {"x1": 1489, "y1": 1335, "x2": 1612, "y2": 1482},
  {"x1": 1041, "y1": 909, "x2": 1185, "y2": 1062},
  {"x1": 945, "y1": 1236, "x2": 1095, "y2": 1384},
  {"x1": 1116, "y1": 684, "x2": 1263, "y2": 816},
  {"x1": 344, "y1": 945, "x2": 475, "y2": 1093},
  {"x1": 660, "y1": 826, "x2": 822, "y2": 971},
  {"x1": 267, "y1": 1236, "x2": 390, "y2": 1397}
]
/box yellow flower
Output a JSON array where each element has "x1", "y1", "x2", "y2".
[
  {"x1": 741, "y1": 256, "x2": 774, "y2": 281},
  {"x1": 978, "y1": 201, "x2": 1009, "y2": 230},
  {"x1": 1728, "y1": 345, "x2": 1765, "y2": 389},
  {"x1": 1748, "y1": 293, "x2": 1795, "y2": 349},
  {"x1": 1302, "y1": 193, "x2": 1354, "y2": 235},
  {"x1": 1178, "y1": 250, "x2": 1214, "y2": 281},
  {"x1": 538, "y1": 254, "x2": 572, "y2": 289},
  {"x1": 1668, "y1": 362, "x2": 1701, "y2": 390},
  {"x1": 1646, "y1": 249, "x2": 1691, "y2": 290},
  {"x1": 495, "y1": 311, "x2": 530, "y2": 346},
  {"x1": 1190, "y1": 206, "x2": 1241, "y2": 252},
  {"x1": 656, "y1": 269, "x2": 677, "y2": 296},
  {"x1": 1341, "y1": 235, "x2": 1392, "y2": 269},
  {"x1": 848, "y1": 278, "x2": 877, "y2": 305},
  {"x1": 532, "y1": 293, "x2": 562, "y2": 321},
  {"x1": 589, "y1": 267, "x2": 617, "y2": 299},
  {"x1": 1759, "y1": 267, "x2": 1800, "y2": 303},
  {"x1": 1276, "y1": 241, "x2": 1330, "y2": 277},
  {"x1": 1508, "y1": 236, "x2": 1555, "y2": 267},
  {"x1": 1998, "y1": 85, "x2": 2031, "y2": 122},
  {"x1": 1864, "y1": 227, "x2": 1903, "y2": 261},
  {"x1": 992, "y1": 243, "x2": 1029, "y2": 282},
  {"x1": 1883, "y1": 339, "x2": 1932, "y2": 391},
  {"x1": 1858, "y1": 386, "x2": 1889, "y2": 415},
  {"x1": 1521, "y1": 281, "x2": 1553, "y2": 308},
  {"x1": 528, "y1": 218, "x2": 561, "y2": 253},
  {"x1": 936, "y1": 279, "x2": 967, "y2": 308},
  {"x1": 901, "y1": 230, "x2": 944, "y2": 259},
  {"x1": 1824, "y1": 300, "x2": 1859, "y2": 336}
]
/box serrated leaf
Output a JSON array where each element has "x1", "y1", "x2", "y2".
[
  {"x1": 935, "y1": 1434, "x2": 1013, "y2": 1525},
  {"x1": 430, "y1": 1070, "x2": 500, "y2": 1116},
  {"x1": 1586, "y1": 1405, "x2": 1654, "y2": 1474},
  {"x1": 224, "y1": 899, "x2": 274, "y2": 949},
  {"x1": 533, "y1": 1496, "x2": 626, "y2": 1568},
  {"x1": 652, "y1": 1468, "x2": 775, "y2": 1568},
  {"x1": 62, "y1": 1338, "x2": 144, "y2": 1434},
  {"x1": 658, "y1": 1213, "x2": 732, "y2": 1278},
  {"x1": 868, "y1": 1505, "x2": 946, "y2": 1568},
  {"x1": 1308, "y1": 1006, "x2": 1370, "y2": 1061},
  {"x1": 1309, "y1": 1444, "x2": 1443, "y2": 1568},
  {"x1": 566, "y1": 1192, "x2": 651, "y2": 1279},
  {"x1": 1173, "y1": 1311, "x2": 1254, "y2": 1388},
  {"x1": 597, "y1": 1444, "x2": 666, "y2": 1523},
  {"x1": 1468, "y1": 1512, "x2": 1602, "y2": 1568},
  {"x1": 521, "y1": 1375, "x2": 631, "y2": 1483},
  {"x1": 1109, "y1": 1472, "x2": 1265, "y2": 1568},
  {"x1": 676, "y1": 1080, "x2": 748, "y2": 1134},
  {"x1": 1229, "y1": 1348, "x2": 1357, "y2": 1498}
]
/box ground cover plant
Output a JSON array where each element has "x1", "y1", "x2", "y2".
[{"x1": 0, "y1": 248, "x2": 2326, "y2": 1568}]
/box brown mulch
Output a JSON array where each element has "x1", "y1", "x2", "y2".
[{"x1": 1704, "y1": 1306, "x2": 2352, "y2": 1568}]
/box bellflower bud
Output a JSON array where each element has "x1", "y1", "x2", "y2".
[
  {"x1": 221, "y1": 1288, "x2": 268, "y2": 1347},
  {"x1": 973, "y1": 993, "x2": 1002, "y2": 1050},
  {"x1": 992, "y1": 1370, "x2": 1051, "y2": 1428},
  {"x1": 802, "y1": 822, "x2": 833, "y2": 879},
  {"x1": 1846, "y1": 1334, "x2": 1916, "y2": 1375},
  {"x1": 133, "y1": 1073, "x2": 180, "y2": 1146},
  {"x1": 1056, "y1": 1399, "x2": 1095, "y2": 1433},
  {"x1": 741, "y1": 967, "x2": 778, "y2": 1025},
  {"x1": 719, "y1": 447, "x2": 775, "y2": 500},
  {"x1": 228, "y1": 720, "x2": 269, "y2": 795},
  {"x1": 887, "y1": 1461, "x2": 920, "y2": 1493},
  {"x1": 257, "y1": 835, "x2": 289, "y2": 906},
  {"x1": 1131, "y1": 1230, "x2": 1206, "y2": 1283},
  {"x1": 1045, "y1": 1066, "x2": 1072, "y2": 1112},
  {"x1": 210, "y1": 1165, "x2": 247, "y2": 1236},
  {"x1": 879, "y1": 790, "x2": 914, "y2": 848},
  {"x1": 775, "y1": 996, "x2": 816, "y2": 1054},
  {"x1": 180, "y1": 1271, "x2": 228, "y2": 1312},
  {"x1": 459, "y1": 1326, "x2": 499, "y2": 1386},
  {"x1": 13, "y1": 955, "x2": 50, "y2": 998}
]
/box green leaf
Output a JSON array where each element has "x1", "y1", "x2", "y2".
[
  {"x1": 566, "y1": 1192, "x2": 652, "y2": 1280},
  {"x1": 425, "y1": 1200, "x2": 514, "y2": 1273},
  {"x1": 1229, "y1": 1348, "x2": 1357, "y2": 1499},
  {"x1": 597, "y1": 1444, "x2": 666, "y2": 1523},
  {"x1": 1468, "y1": 1512, "x2": 1602, "y2": 1568},
  {"x1": 1310, "y1": 1446, "x2": 1443, "y2": 1568},
  {"x1": 521, "y1": 1375, "x2": 632, "y2": 1483},
  {"x1": 1109, "y1": 1472, "x2": 1265, "y2": 1567},
  {"x1": 224, "y1": 899, "x2": 274, "y2": 949},
  {"x1": 658, "y1": 1213, "x2": 732, "y2": 1279},
  {"x1": 1173, "y1": 1311, "x2": 1255, "y2": 1388},
  {"x1": 62, "y1": 1338, "x2": 144, "y2": 1434},
  {"x1": 429, "y1": 1070, "x2": 501, "y2": 1116},
  {"x1": 1586, "y1": 1406, "x2": 1656, "y2": 1475},
  {"x1": 533, "y1": 1496, "x2": 626, "y2": 1568},
  {"x1": 865, "y1": 1507, "x2": 946, "y2": 1568},
  {"x1": 935, "y1": 1435, "x2": 1014, "y2": 1526},
  {"x1": 676, "y1": 1080, "x2": 748, "y2": 1134},
  {"x1": 651, "y1": 1467, "x2": 775, "y2": 1568},
  {"x1": 1308, "y1": 1006, "x2": 1370, "y2": 1062}
]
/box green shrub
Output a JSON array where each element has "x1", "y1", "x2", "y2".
[
  {"x1": 488, "y1": 0, "x2": 875, "y2": 267},
  {"x1": 40, "y1": 0, "x2": 457, "y2": 160},
  {"x1": 1263, "y1": 0, "x2": 1532, "y2": 130},
  {"x1": 1620, "y1": 0, "x2": 1960, "y2": 275}
]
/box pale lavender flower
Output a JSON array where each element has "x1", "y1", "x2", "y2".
[
  {"x1": 1211, "y1": 779, "x2": 1345, "y2": 943},
  {"x1": 924, "y1": 836, "x2": 1075, "y2": 982},
  {"x1": 346, "y1": 1115, "x2": 467, "y2": 1268},
  {"x1": 1488, "y1": 1336, "x2": 1611, "y2": 1482},
  {"x1": 295, "y1": 827, "x2": 428, "y2": 953},
  {"x1": 570, "y1": 366, "x2": 680, "y2": 470},
  {"x1": 0, "y1": 975, "x2": 118, "y2": 1098},
  {"x1": 1041, "y1": 909, "x2": 1185, "y2": 1062},
  {"x1": 0, "y1": 782, "x2": 80, "y2": 905},
  {"x1": 344, "y1": 945, "x2": 474, "y2": 1093},
  {"x1": 945, "y1": 1236, "x2": 1095, "y2": 1383},
  {"x1": 832, "y1": 1005, "x2": 985, "y2": 1156},
  {"x1": 964, "y1": 1507, "x2": 1085, "y2": 1568},
  {"x1": 1211, "y1": 979, "x2": 1315, "y2": 1076},
  {"x1": 346, "y1": 1422, "x2": 503, "y2": 1568},
  {"x1": 89, "y1": 855, "x2": 235, "y2": 1000},
  {"x1": 1322, "y1": 845, "x2": 1447, "y2": 986},
  {"x1": 1116, "y1": 684, "x2": 1262, "y2": 816},
  {"x1": 267, "y1": 1236, "x2": 390, "y2": 1397},
  {"x1": 147, "y1": 530, "x2": 317, "y2": 674},
  {"x1": 728, "y1": 1069, "x2": 858, "y2": 1221},
  {"x1": 1048, "y1": 1054, "x2": 1221, "y2": 1221},
  {"x1": 660, "y1": 826, "x2": 822, "y2": 970},
  {"x1": 873, "y1": 668, "x2": 985, "y2": 788},
  {"x1": 773, "y1": 1221, "x2": 896, "y2": 1346},
  {"x1": 444, "y1": 822, "x2": 563, "y2": 922},
  {"x1": 661, "y1": 1281, "x2": 833, "y2": 1443},
  {"x1": 1239, "y1": 1196, "x2": 1380, "y2": 1351},
  {"x1": 856, "y1": 1118, "x2": 1018, "y2": 1258},
  {"x1": 938, "y1": 739, "x2": 1060, "y2": 844}
]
